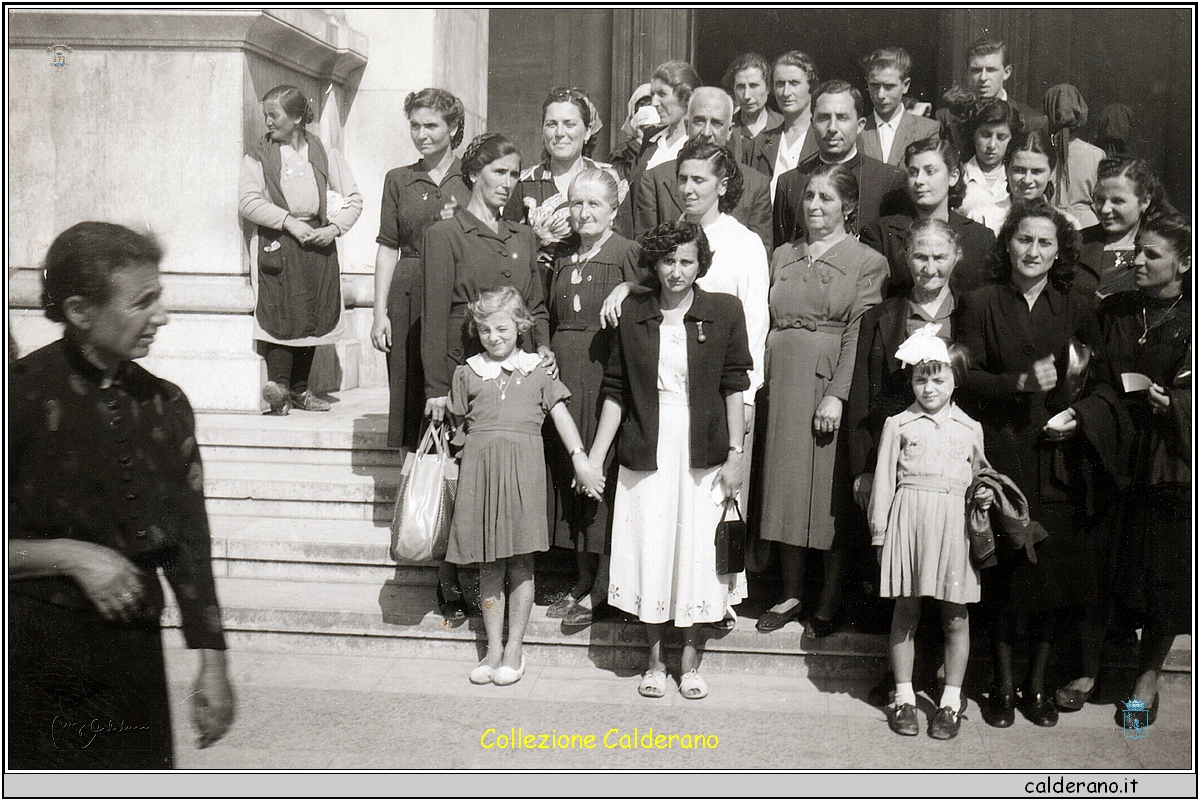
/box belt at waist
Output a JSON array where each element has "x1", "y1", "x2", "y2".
[
  {"x1": 464, "y1": 424, "x2": 545, "y2": 438},
  {"x1": 553, "y1": 321, "x2": 601, "y2": 333},
  {"x1": 774, "y1": 320, "x2": 846, "y2": 333},
  {"x1": 898, "y1": 475, "x2": 969, "y2": 496}
]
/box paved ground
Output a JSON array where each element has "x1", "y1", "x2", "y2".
[{"x1": 156, "y1": 643, "x2": 1193, "y2": 782}]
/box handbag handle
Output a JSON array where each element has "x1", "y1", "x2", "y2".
[
  {"x1": 723, "y1": 497, "x2": 743, "y2": 521},
  {"x1": 415, "y1": 421, "x2": 450, "y2": 459}
]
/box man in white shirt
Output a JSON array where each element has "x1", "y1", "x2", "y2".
[{"x1": 859, "y1": 47, "x2": 940, "y2": 166}]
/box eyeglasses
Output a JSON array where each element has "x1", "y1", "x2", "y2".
[{"x1": 549, "y1": 86, "x2": 587, "y2": 102}]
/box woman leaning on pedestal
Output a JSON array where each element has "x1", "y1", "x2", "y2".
[{"x1": 239, "y1": 85, "x2": 363, "y2": 415}]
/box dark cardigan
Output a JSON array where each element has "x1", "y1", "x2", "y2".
[{"x1": 601, "y1": 286, "x2": 752, "y2": 471}]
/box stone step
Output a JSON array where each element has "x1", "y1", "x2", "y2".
[
  {"x1": 202, "y1": 443, "x2": 403, "y2": 468},
  {"x1": 194, "y1": 387, "x2": 393, "y2": 452},
  {"x1": 207, "y1": 515, "x2": 575, "y2": 584},
  {"x1": 167, "y1": 576, "x2": 890, "y2": 677},
  {"x1": 208, "y1": 515, "x2": 424, "y2": 584},
  {"x1": 164, "y1": 575, "x2": 1193, "y2": 678},
  {"x1": 203, "y1": 461, "x2": 398, "y2": 520}
]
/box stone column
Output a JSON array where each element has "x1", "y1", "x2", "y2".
[{"x1": 7, "y1": 9, "x2": 367, "y2": 411}]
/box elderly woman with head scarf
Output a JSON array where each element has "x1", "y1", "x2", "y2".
[{"x1": 1045, "y1": 84, "x2": 1107, "y2": 229}]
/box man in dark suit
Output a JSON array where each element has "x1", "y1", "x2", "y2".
[
  {"x1": 965, "y1": 37, "x2": 1048, "y2": 137},
  {"x1": 860, "y1": 47, "x2": 941, "y2": 166},
  {"x1": 634, "y1": 86, "x2": 773, "y2": 252},
  {"x1": 772, "y1": 80, "x2": 910, "y2": 249}
]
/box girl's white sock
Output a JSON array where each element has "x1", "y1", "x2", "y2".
[
  {"x1": 895, "y1": 681, "x2": 916, "y2": 706},
  {"x1": 940, "y1": 685, "x2": 962, "y2": 711}
]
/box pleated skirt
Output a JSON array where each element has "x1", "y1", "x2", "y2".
[{"x1": 447, "y1": 430, "x2": 550, "y2": 564}]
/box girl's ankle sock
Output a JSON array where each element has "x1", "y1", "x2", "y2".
[
  {"x1": 895, "y1": 681, "x2": 916, "y2": 706},
  {"x1": 940, "y1": 685, "x2": 962, "y2": 711}
]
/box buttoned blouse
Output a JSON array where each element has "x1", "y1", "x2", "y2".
[
  {"x1": 8, "y1": 339, "x2": 226, "y2": 650},
  {"x1": 421, "y1": 208, "x2": 550, "y2": 398},
  {"x1": 376, "y1": 158, "x2": 469, "y2": 257}
]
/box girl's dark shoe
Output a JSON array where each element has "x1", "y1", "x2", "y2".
[
  {"x1": 981, "y1": 685, "x2": 1016, "y2": 728},
  {"x1": 887, "y1": 703, "x2": 919, "y2": 736},
  {"x1": 1019, "y1": 687, "x2": 1059, "y2": 727},
  {"x1": 929, "y1": 706, "x2": 962, "y2": 740}
]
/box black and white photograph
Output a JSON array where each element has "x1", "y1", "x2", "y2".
[{"x1": 5, "y1": 5, "x2": 1195, "y2": 796}]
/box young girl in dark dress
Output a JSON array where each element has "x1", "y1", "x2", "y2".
[{"x1": 446, "y1": 288, "x2": 602, "y2": 686}]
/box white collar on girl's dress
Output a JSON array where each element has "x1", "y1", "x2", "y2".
[{"x1": 466, "y1": 350, "x2": 541, "y2": 379}]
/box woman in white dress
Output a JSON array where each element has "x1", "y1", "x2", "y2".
[{"x1": 589, "y1": 222, "x2": 752, "y2": 700}]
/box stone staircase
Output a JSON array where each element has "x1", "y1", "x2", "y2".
[{"x1": 172, "y1": 387, "x2": 1191, "y2": 680}]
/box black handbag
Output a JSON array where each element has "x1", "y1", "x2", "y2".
[{"x1": 715, "y1": 498, "x2": 746, "y2": 574}]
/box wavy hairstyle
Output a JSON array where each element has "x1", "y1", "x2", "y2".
[
  {"x1": 772, "y1": 50, "x2": 819, "y2": 92},
  {"x1": 466, "y1": 285, "x2": 535, "y2": 338},
  {"x1": 636, "y1": 221, "x2": 712, "y2": 292},
  {"x1": 42, "y1": 222, "x2": 163, "y2": 324},
  {"x1": 1139, "y1": 213, "x2": 1191, "y2": 262},
  {"x1": 676, "y1": 140, "x2": 744, "y2": 213},
  {"x1": 966, "y1": 97, "x2": 1025, "y2": 145},
  {"x1": 651, "y1": 60, "x2": 701, "y2": 109},
  {"x1": 404, "y1": 88, "x2": 466, "y2": 150},
  {"x1": 1095, "y1": 157, "x2": 1167, "y2": 221},
  {"x1": 986, "y1": 199, "x2": 1081, "y2": 292},
  {"x1": 805, "y1": 161, "x2": 860, "y2": 234},
  {"x1": 904, "y1": 136, "x2": 966, "y2": 210},
  {"x1": 262, "y1": 85, "x2": 314, "y2": 125},
  {"x1": 461, "y1": 133, "x2": 520, "y2": 191}
]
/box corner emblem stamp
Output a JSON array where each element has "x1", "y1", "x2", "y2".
[
  {"x1": 47, "y1": 43, "x2": 72, "y2": 69},
  {"x1": 1120, "y1": 698, "x2": 1149, "y2": 740}
]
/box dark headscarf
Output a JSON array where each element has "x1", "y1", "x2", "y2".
[
  {"x1": 1044, "y1": 84, "x2": 1090, "y2": 201},
  {"x1": 1096, "y1": 103, "x2": 1135, "y2": 158}
]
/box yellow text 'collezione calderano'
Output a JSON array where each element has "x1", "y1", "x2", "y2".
[{"x1": 480, "y1": 727, "x2": 719, "y2": 750}]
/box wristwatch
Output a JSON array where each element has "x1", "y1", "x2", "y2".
[{"x1": 728, "y1": 444, "x2": 745, "y2": 454}]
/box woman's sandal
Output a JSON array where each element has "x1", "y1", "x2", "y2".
[
  {"x1": 638, "y1": 668, "x2": 668, "y2": 698},
  {"x1": 679, "y1": 670, "x2": 709, "y2": 700}
]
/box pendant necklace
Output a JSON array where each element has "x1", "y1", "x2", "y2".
[
  {"x1": 1139, "y1": 295, "x2": 1183, "y2": 346},
  {"x1": 495, "y1": 370, "x2": 513, "y2": 400}
]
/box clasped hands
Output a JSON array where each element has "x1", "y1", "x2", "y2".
[
  {"x1": 571, "y1": 452, "x2": 606, "y2": 501},
  {"x1": 283, "y1": 215, "x2": 337, "y2": 248}
]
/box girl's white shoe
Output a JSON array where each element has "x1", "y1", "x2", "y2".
[{"x1": 493, "y1": 655, "x2": 526, "y2": 686}]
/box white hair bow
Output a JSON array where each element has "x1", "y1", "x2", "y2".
[{"x1": 894, "y1": 322, "x2": 950, "y2": 367}]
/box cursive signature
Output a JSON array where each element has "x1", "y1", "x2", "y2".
[{"x1": 51, "y1": 716, "x2": 151, "y2": 749}]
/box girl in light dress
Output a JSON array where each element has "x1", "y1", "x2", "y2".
[
  {"x1": 444, "y1": 287, "x2": 603, "y2": 686},
  {"x1": 869, "y1": 324, "x2": 993, "y2": 740}
]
